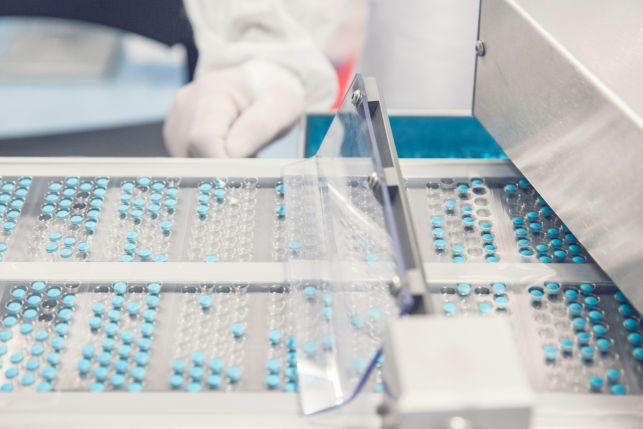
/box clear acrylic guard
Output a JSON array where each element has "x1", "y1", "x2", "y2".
[{"x1": 282, "y1": 75, "x2": 410, "y2": 415}]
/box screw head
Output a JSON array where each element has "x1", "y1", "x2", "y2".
[{"x1": 476, "y1": 40, "x2": 486, "y2": 57}]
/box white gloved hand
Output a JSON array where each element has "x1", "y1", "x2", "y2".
[{"x1": 164, "y1": 60, "x2": 305, "y2": 158}]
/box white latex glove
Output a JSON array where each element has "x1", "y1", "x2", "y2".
[{"x1": 164, "y1": 60, "x2": 304, "y2": 158}]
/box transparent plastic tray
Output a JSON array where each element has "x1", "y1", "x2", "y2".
[{"x1": 283, "y1": 75, "x2": 412, "y2": 415}]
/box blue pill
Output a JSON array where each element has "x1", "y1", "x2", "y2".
[
  {"x1": 581, "y1": 346, "x2": 595, "y2": 360},
  {"x1": 227, "y1": 366, "x2": 242, "y2": 383},
  {"x1": 11, "y1": 288, "x2": 26, "y2": 299},
  {"x1": 126, "y1": 302, "x2": 140, "y2": 315},
  {"x1": 611, "y1": 384, "x2": 626, "y2": 395},
  {"x1": 546, "y1": 228, "x2": 559, "y2": 238},
  {"x1": 515, "y1": 228, "x2": 527, "y2": 238},
  {"x1": 285, "y1": 337, "x2": 296, "y2": 351},
  {"x1": 172, "y1": 360, "x2": 186, "y2": 374},
  {"x1": 565, "y1": 290, "x2": 578, "y2": 301},
  {"x1": 568, "y1": 303, "x2": 582, "y2": 316},
  {"x1": 452, "y1": 245, "x2": 464, "y2": 256},
  {"x1": 444, "y1": 200, "x2": 456, "y2": 210},
  {"x1": 597, "y1": 338, "x2": 611, "y2": 352},
  {"x1": 322, "y1": 307, "x2": 333, "y2": 320},
  {"x1": 619, "y1": 304, "x2": 634, "y2": 316},
  {"x1": 7, "y1": 302, "x2": 21, "y2": 314},
  {"x1": 131, "y1": 367, "x2": 146, "y2": 382},
  {"x1": 107, "y1": 310, "x2": 121, "y2": 322},
  {"x1": 50, "y1": 337, "x2": 64, "y2": 351},
  {"x1": 46, "y1": 352, "x2": 60, "y2": 365},
  {"x1": 117, "y1": 345, "x2": 132, "y2": 359},
  {"x1": 0, "y1": 330, "x2": 11, "y2": 342},
  {"x1": 100, "y1": 338, "x2": 114, "y2": 351},
  {"x1": 634, "y1": 348, "x2": 643, "y2": 361},
  {"x1": 111, "y1": 296, "x2": 124, "y2": 309},
  {"x1": 170, "y1": 374, "x2": 184, "y2": 388},
  {"x1": 457, "y1": 283, "x2": 471, "y2": 296},
  {"x1": 209, "y1": 359, "x2": 223, "y2": 374},
  {"x1": 3, "y1": 316, "x2": 17, "y2": 327},
  {"x1": 268, "y1": 330, "x2": 282, "y2": 345},
  {"x1": 231, "y1": 323, "x2": 245, "y2": 337},
  {"x1": 593, "y1": 324, "x2": 607, "y2": 336},
  {"x1": 614, "y1": 291, "x2": 628, "y2": 303},
  {"x1": 304, "y1": 286, "x2": 317, "y2": 299},
  {"x1": 544, "y1": 283, "x2": 559, "y2": 294},
  {"x1": 624, "y1": 318, "x2": 638, "y2": 330},
  {"x1": 62, "y1": 294, "x2": 76, "y2": 307},
  {"x1": 138, "y1": 177, "x2": 151, "y2": 187},
  {"x1": 432, "y1": 228, "x2": 445, "y2": 239},
  {"x1": 589, "y1": 376, "x2": 604, "y2": 390},
  {"x1": 21, "y1": 374, "x2": 35, "y2": 386},
  {"x1": 286, "y1": 352, "x2": 297, "y2": 366},
  {"x1": 543, "y1": 346, "x2": 557, "y2": 360},
  {"x1": 167, "y1": 187, "x2": 179, "y2": 198},
  {"x1": 573, "y1": 318, "x2": 587, "y2": 330},
  {"x1": 606, "y1": 369, "x2": 620, "y2": 383},
  {"x1": 127, "y1": 382, "x2": 143, "y2": 392},
  {"x1": 454, "y1": 256, "x2": 467, "y2": 263},
  {"x1": 120, "y1": 330, "x2": 135, "y2": 344},
  {"x1": 517, "y1": 239, "x2": 530, "y2": 248},
  {"x1": 434, "y1": 239, "x2": 447, "y2": 250},
  {"x1": 142, "y1": 310, "x2": 156, "y2": 322},
  {"x1": 111, "y1": 374, "x2": 126, "y2": 388},
  {"x1": 10, "y1": 353, "x2": 24, "y2": 364},
  {"x1": 114, "y1": 360, "x2": 128, "y2": 374},
  {"x1": 266, "y1": 374, "x2": 281, "y2": 389},
  {"x1": 207, "y1": 374, "x2": 222, "y2": 389},
  {"x1": 186, "y1": 382, "x2": 202, "y2": 392},
  {"x1": 161, "y1": 221, "x2": 173, "y2": 232},
  {"x1": 560, "y1": 339, "x2": 573, "y2": 353},
  {"x1": 577, "y1": 332, "x2": 590, "y2": 345},
  {"x1": 77, "y1": 359, "x2": 91, "y2": 374},
  {"x1": 351, "y1": 315, "x2": 365, "y2": 328},
  {"x1": 189, "y1": 366, "x2": 204, "y2": 381},
  {"x1": 443, "y1": 303, "x2": 456, "y2": 315},
  {"x1": 137, "y1": 338, "x2": 151, "y2": 351},
  {"x1": 90, "y1": 382, "x2": 105, "y2": 392},
  {"x1": 480, "y1": 223, "x2": 492, "y2": 233},
  {"x1": 288, "y1": 241, "x2": 300, "y2": 252},
  {"x1": 504, "y1": 184, "x2": 517, "y2": 194},
  {"x1": 588, "y1": 310, "x2": 603, "y2": 323},
  {"x1": 134, "y1": 352, "x2": 149, "y2": 366},
  {"x1": 303, "y1": 343, "x2": 316, "y2": 356},
  {"x1": 140, "y1": 323, "x2": 154, "y2": 337},
  {"x1": 191, "y1": 352, "x2": 206, "y2": 366},
  {"x1": 145, "y1": 295, "x2": 159, "y2": 308},
  {"x1": 104, "y1": 323, "x2": 118, "y2": 337},
  {"x1": 284, "y1": 382, "x2": 298, "y2": 392},
  {"x1": 204, "y1": 255, "x2": 217, "y2": 263},
  {"x1": 284, "y1": 367, "x2": 298, "y2": 382},
  {"x1": 81, "y1": 345, "x2": 95, "y2": 359},
  {"x1": 539, "y1": 256, "x2": 552, "y2": 263},
  {"x1": 431, "y1": 217, "x2": 443, "y2": 227}
]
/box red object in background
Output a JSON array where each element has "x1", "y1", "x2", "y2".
[{"x1": 331, "y1": 53, "x2": 357, "y2": 109}]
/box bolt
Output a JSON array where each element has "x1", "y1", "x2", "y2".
[{"x1": 475, "y1": 40, "x2": 485, "y2": 57}]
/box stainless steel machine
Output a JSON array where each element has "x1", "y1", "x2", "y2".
[{"x1": 1, "y1": 0, "x2": 643, "y2": 428}]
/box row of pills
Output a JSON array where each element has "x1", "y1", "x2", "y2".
[
  {"x1": 1, "y1": 281, "x2": 78, "y2": 391},
  {"x1": 0, "y1": 177, "x2": 33, "y2": 261},
  {"x1": 170, "y1": 282, "x2": 249, "y2": 391},
  {"x1": 528, "y1": 283, "x2": 631, "y2": 394},
  {"x1": 263, "y1": 285, "x2": 297, "y2": 392},
  {"x1": 503, "y1": 180, "x2": 588, "y2": 264},
  {"x1": 188, "y1": 178, "x2": 258, "y2": 263},
  {"x1": 28, "y1": 177, "x2": 108, "y2": 261},
  {"x1": 105, "y1": 178, "x2": 180, "y2": 262},
  {"x1": 426, "y1": 178, "x2": 499, "y2": 263},
  {"x1": 439, "y1": 283, "x2": 511, "y2": 316},
  {"x1": 74, "y1": 281, "x2": 161, "y2": 392}
]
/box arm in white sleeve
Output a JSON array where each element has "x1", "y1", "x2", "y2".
[{"x1": 164, "y1": 0, "x2": 350, "y2": 158}]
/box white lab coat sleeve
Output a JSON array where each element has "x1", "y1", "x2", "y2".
[{"x1": 184, "y1": 0, "x2": 347, "y2": 110}]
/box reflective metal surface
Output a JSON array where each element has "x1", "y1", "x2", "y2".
[{"x1": 474, "y1": 0, "x2": 643, "y2": 312}]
